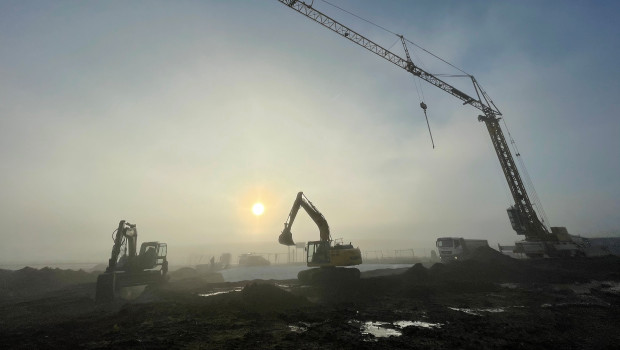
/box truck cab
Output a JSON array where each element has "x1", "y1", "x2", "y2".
[{"x1": 436, "y1": 237, "x2": 489, "y2": 261}]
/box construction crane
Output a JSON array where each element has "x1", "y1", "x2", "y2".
[{"x1": 275, "y1": 0, "x2": 578, "y2": 255}]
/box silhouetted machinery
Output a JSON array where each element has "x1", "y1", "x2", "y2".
[
  {"x1": 95, "y1": 220, "x2": 168, "y2": 302},
  {"x1": 279, "y1": 192, "x2": 362, "y2": 283},
  {"x1": 275, "y1": 0, "x2": 583, "y2": 257}
]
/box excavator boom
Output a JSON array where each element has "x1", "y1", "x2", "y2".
[{"x1": 279, "y1": 192, "x2": 330, "y2": 246}]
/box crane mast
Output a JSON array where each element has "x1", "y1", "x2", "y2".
[{"x1": 277, "y1": 0, "x2": 554, "y2": 242}]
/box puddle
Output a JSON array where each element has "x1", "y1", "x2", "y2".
[
  {"x1": 349, "y1": 319, "x2": 443, "y2": 341},
  {"x1": 275, "y1": 283, "x2": 292, "y2": 291},
  {"x1": 288, "y1": 322, "x2": 309, "y2": 333},
  {"x1": 601, "y1": 281, "x2": 620, "y2": 293},
  {"x1": 541, "y1": 301, "x2": 610, "y2": 308},
  {"x1": 360, "y1": 321, "x2": 401, "y2": 338},
  {"x1": 448, "y1": 307, "x2": 505, "y2": 316},
  {"x1": 198, "y1": 287, "x2": 243, "y2": 297},
  {"x1": 500, "y1": 283, "x2": 520, "y2": 289},
  {"x1": 561, "y1": 281, "x2": 620, "y2": 295},
  {"x1": 394, "y1": 320, "x2": 443, "y2": 329}
]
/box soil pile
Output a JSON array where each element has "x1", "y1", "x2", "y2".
[
  {"x1": 241, "y1": 282, "x2": 311, "y2": 312},
  {"x1": 0, "y1": 267, "x2": 98, "y2": 299},
  {"x1": 432, "y1": 246, "x2": 525, "y2": 283},
  {"x1": 168, "y1": 267, "x2": 225, "y2": 283},
  {"x1": 1, "y1": 258, "x2": 620, "y2": 349},
  {"x1": 524, "y1": 254, "x2": 620, "y2": 282},
  {"x1": 169, "y1": 266, "x2": 197, "y2": 279},
  {"x1": 403, "y1": 263, "x2": 430, "y2": 281},
  {"x1": 399, "y1": 248, "x2": 620, "y2": 286}
]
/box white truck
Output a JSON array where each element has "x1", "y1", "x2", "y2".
[{"x1": 436, "y1": 237, "x2": 489, "y2": 261}]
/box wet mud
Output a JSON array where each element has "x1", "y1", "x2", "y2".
[{"x1": 1, "y1": 248, "x2": 620, "y2": 349}]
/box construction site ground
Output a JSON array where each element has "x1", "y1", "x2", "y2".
[{"x1": 1, "y1": 248, "x2": 620, "y2": 349}]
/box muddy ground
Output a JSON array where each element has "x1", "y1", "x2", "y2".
[{"x1": 1, "y1": 248, "x2": 620, "y2": 349}]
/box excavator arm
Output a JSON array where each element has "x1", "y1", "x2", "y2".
[
  {"x1": 106, "y1": 220, "x2": 138, "y2": 273},
  {"x1": 279, "y1": 192, "x2": 331, "y2": 246}
]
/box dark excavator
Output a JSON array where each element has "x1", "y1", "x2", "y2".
[
  {"x1": 279, "y1": 192, "x2": 362, "y2": 284},
  {"x1": 95, "y1": 220, "x2": 168, "y2": 302}
]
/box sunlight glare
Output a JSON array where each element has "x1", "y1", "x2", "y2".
[{"x1": 252, "y1": 202, "x2": 265, "y2": 216}]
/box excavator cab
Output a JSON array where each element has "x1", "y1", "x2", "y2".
[
  {"x1": 301, "y1": 239, "x2": 362, "y2": 283},
  {"x1": 305, "y1": 239, "x2": 362, "y2": 268},
  {"x1": 138, "y1": 242, "x2": 167, "y2": 271},
  {"x1": 307, "y1": 240, "x2": 331, "y2": 265}
]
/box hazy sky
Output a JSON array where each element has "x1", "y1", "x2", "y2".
[{"x1": 1, "y1": 0, "x2": 619, "y2": 264}]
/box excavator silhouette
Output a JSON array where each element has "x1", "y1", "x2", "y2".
[
  {"x1": 279, "y1": 192, "x2": 362, "y2": 283},
  {"x1": 95, "y1": 220, "x2": 168, "y2": 302}
]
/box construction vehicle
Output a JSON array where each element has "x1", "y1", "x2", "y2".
[
  {"x1": 279, "y1": 192, "x2": 362, "y2": 283},
  {"x1": 274, "y1": 0, "x2": 583, "y2": 258},
  {"x1": 436, "y1": 237, "x2": 489, "y2": 261},
  {"x1": 238, "y1": 253, "x2": 271, "y2": 266},
  {"x1": 95, "y1": 220, "x2": 168, "y2": 302}
]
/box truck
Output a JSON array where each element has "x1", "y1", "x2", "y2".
[{"x1": 436, "y1": 237, "x2": 489, "y2": 261}]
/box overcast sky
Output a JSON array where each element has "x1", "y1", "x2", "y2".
[{"x1": 1, "y1": 0, "x2": 619, "y2": 265}]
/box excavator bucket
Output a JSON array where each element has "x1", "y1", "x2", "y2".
[
  {"x1": 95, "y1": 273, "x2": 116, "y2": 303},
  {"x1": 278, "y1": 229, "x2": 295, "y2": 246}
]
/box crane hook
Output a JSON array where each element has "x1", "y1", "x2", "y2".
[{"x1": 420, "y1": 102, "x2": 435, "y2": 149}]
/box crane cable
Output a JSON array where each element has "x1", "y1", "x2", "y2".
[
  {"x1": 420, "y1": 101, "x2": 435, "y2": 149},
  {"x1": 408, "y1": 46, "x2": 435, "y2": 148},
  {"x1": 406, "y1": 51, "x2": 434, "y2": 148},
  {"x1": 319, "y1": 0, "x2": 474, "y2": 149},
  {"x1": 318, "y1": 0, "x2": 470, "y2": 76}
]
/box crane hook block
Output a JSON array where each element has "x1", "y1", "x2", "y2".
[{"x1": 420, "y1": 102, "x2": 427, "y2": 110}]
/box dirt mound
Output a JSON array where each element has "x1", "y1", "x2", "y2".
[
  {"x1": 168, "y1": 267, "x2": 225, "y2": 287},
  {"x1": 0, "y1": 267, "x2": 98, "y2": 299},
  {"x1": 442, "y1": 247, "x2": 524, "y2": 282},
  {"x1": 394, "y1": 249, "x2": 620, "y2": 289},
  {"x1": 469, "y1": 246, "x2": 517, "y2": 264},
  {"x1": 241, "y1": 283, "x2": 310, "y2": 312},
  {"x1": 522, "y1": 255, "x2": 620, "y2": 283},
  {"x1": 403, "y1": 263, "x2": 430, "y2": 281},
  {"x1": 169, "y1": 267, "x2": 198, "y2": 280},
  {"x1": 88, "y1": 263, "x2": 108, "y2": 272}
]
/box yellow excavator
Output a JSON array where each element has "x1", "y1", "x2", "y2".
[
  {"x1": 279, "y1": 192, "x2": 362, "y2": 283},
  {"x1": 95, "y1": 220, "x2": 168, "y2": 302}
]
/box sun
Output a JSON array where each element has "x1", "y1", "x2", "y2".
[{"x1": 252, "y1": 202, "x2": 265, "y2": 216}]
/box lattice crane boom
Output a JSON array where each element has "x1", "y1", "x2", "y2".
[{"x1": 276, "y1": 0, "x2": 554, "y2": 241}]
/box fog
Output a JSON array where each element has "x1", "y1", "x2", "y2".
[{"x1": 1, "y1": 0, "x2": 619, "y2": 266}]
